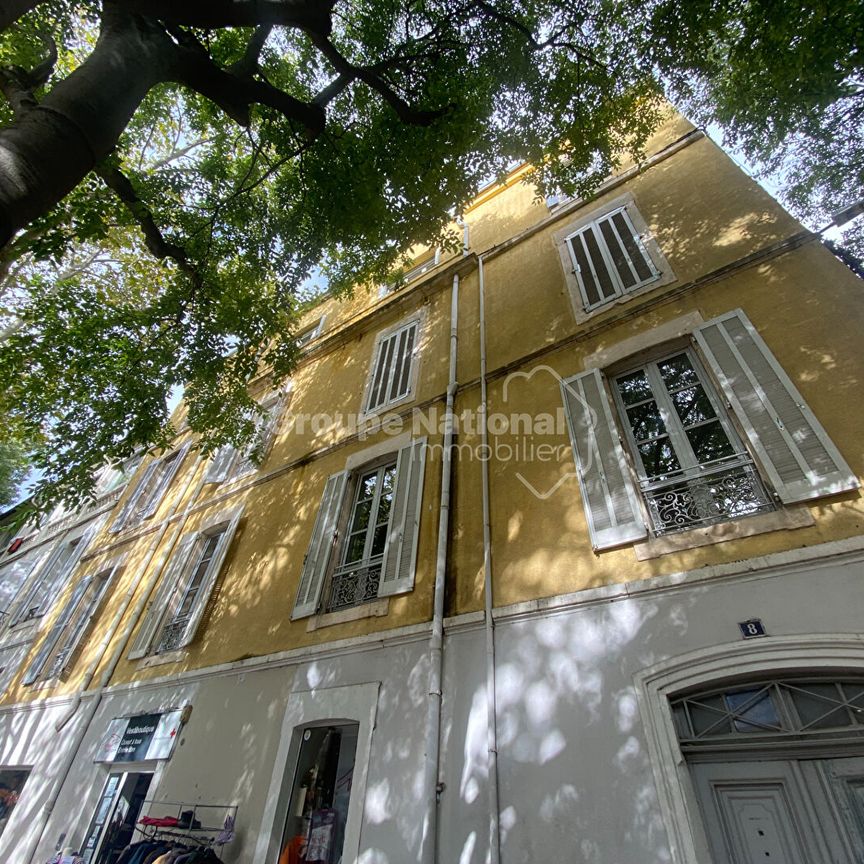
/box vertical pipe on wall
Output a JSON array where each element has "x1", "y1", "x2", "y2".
[
  {"x1": 478, "y1": 256, "x2": 502, "y2": 864},
  {"x1": 22, "y1": 457, "x2": 206, "y2": 864},
  {"x1": 421, "y1": 273, "x2": 459, "y2": 864}
]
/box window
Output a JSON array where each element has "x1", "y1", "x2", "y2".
[
  {"x1": 22, "y1": 560, "x2": 121, "y2": 685},
  {"x1": 364, "y1": 319, "x2": 420, "y2": 414},
  {"x1": 127, "y1": 506, "x2": 243, "y2": 659},
  {"x1": 565, "y1": 206, "x2": 658, "y2": 310},
  {"x1": 296, "y1": 316, "x2": 326, "y2": 349},
  {"x1": 109, "y1": 444, "x2": 190, "y2": 533},
  {"x1": 379, "y1": 250, "x2": 441, "y2": 296},
  {"x1": 0, "y1": 768, "x2": 30, "y2": 840},
  {"x1": 611, "y1": 349, "x2": 774, "y2": 535},
  {"x1": 9, "y1": 518, "x2": 101, "y2": 626},
  {"x1": 0, "y1": 550, "x2": 45, "y2": 623},
  {"x1": 671, "y1": 678, "x2": 864, "y2": 746},
  {"x1": 204, "y1": 393, "x2": 285, "y2": 485},
  {"x1": 292, "y1": 439, "x2": 427, "y2": 619},
  {"x1": 328, "y1": 460, "x2": 396, "y2": 612},
  {"x1": 561, "y1": 309, "x2": 857, "y2": 550},
  {"x1": 554, "y1": 195, "x2": 674, "y2": 318},
  {"x1": 0, "y1": 643, "x2": 27, "y2": 693}
]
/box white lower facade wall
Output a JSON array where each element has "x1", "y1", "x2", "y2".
[
  {"x1": 438, "y1": 542, "x2": 864, "y2": 864},
  {"x1": 1, "y1": 539, "x2": 863, "y2": 864}
]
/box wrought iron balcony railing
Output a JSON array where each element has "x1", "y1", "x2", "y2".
[
  {"x1": 640, "y1": 455, "x2": 775, "y2": 535},
  {"x1": 326, "y1": 556, "x2": 383, "y2": 613},
  {"x1": 157, "y1": 615, "x2": 190, "y2": 654}
]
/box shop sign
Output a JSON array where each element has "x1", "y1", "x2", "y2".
[{"x1": 95, "y1": 709, "x2": 183, "y2": 763}]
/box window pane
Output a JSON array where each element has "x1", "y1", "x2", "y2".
[
  {"x1": 687, "y1": 421, "x2": 736, "y2": 464},
  {"x1": 626, "y1": 400, "x2": 667, "y2": 442},
  {"x1": 349, "y1": 499, "x2": 373, "y2": 534},
  {"x1": 343, "y1": 532, "x2": 366, "y2": 564},
  {"x1": 725, "y1": 688, "x2": 781, "y2": 732},
  {"x1": 616, "y1": 370, "x2": 652, "y2": 406},
  {"x1": 689, "y1": 695, "x2": 732, "y2": 736},
  {"x1": 670, "y1": 386, "x2": 717, "y2": 428},
  {"x1": 638, "y1": 438, "x2": 681, "y2": 478},
  {"x1": 791, "y1": 683, "x2": 851, "y2": 729},
  {"x1": 599, "y1": 218, "x2": 637, "y2": 289},
  {"x1": 611, "y1": 211, "x2": 654, "y2": 282},
  {"x1": 658, "y1": 354, "x2": 699, "y2": 392},
  {"x1": 371, "y1": 524, "x2": 388, "y2": 557}
]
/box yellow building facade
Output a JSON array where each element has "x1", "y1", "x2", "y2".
[{"x1": 1, "y1": 110, "x2": 863, "y2": 864}]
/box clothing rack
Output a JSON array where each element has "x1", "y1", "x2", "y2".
[{"x1": 133, "y1": 801, "x2": 237, "y2": 847}]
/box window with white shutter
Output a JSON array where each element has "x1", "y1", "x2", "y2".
[
  {"x1": 110, "y1": 444, "x2": 190, "y2": 533},
  {"x1": 364, "y1": 319, "x2": 420, "y2": 413},
  {"x1": 10, "y1": 519, "x2": 101, "y2": 626},
  {"x1": 130, "y1": 506, "x2": 243, "y2": 658},
  {"x1": 204, "y1": 394, "x2": 285, "y2": 485},
  {"x1": 23, "y1": 560, "x2": 120, "y2": 684},
  {"x1": 291, "y1": 439, "x2": 427, "y2": 619},
  {"x1": 565, "y1": 206, "x2": 659, "y2": 310},
  {"x1": 562, "y1": 309, "x2": 857, "y2": 546},
  {"x1": 0, "y1": 642, "x2": 27, "y2": 693},
  {"x1": 554, "y1": 195, "x2": 675, "y2": 320}
]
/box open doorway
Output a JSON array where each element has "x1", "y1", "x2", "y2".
[{"x1": 80, "y1": 771, "x2": 153, "y2": 864}]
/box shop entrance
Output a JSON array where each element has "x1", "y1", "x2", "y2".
[
  {"x1": 278, "y1": 722, "x2": 359, "y2": 864},
  {"x1": 81, "y1": 771, "x2": 153, "y2": 864}
]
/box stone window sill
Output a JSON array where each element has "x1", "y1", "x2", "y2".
[
  {"x1": 306, "y1": 599, "x2": 390, "y2": 632},
  {"x1": 137, "y1": 648, "x2": 186, "y2": 669},
  {"x1": 633, "y1": 505, "x2": 814, "y2": 561}
]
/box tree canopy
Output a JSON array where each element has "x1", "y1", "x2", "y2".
[{"x1": 0, "y1": 0, "x2": 859, "y2": 512}]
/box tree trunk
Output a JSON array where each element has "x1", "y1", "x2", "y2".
[{"x1": 0, "y1": 10, "x2": 173, "y2": 247}]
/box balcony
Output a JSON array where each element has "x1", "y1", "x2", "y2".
[
  {"x1": 640, "y1": 455, "x2": 775, "y2": 535},
  {"x1": 326, "y1": 557, "x2": 383, "y2": 613}
]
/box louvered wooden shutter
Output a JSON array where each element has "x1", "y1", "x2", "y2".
[
  {"x1": 141, "y1": 443, "x2": 190, "y2": 519},
  {"x1": 379, "y1": 438, "x2": 427, "y2": 597},
  {"x1": 21, "y1": 577, "x2": 90, "y2": 685},
  {"x1": 52, "y1": 567, "x2": 115, "y2": 677},
  {"x1": 560, "y1": 370, "x2": 648, "y2": 550},
  {"x1": 205, "y1": 445, "x2": 237, "y2": 484},
  {"x1": 110, "y1": 459, "x2": 159, "y2": 532},
  {"x1": 694, "y1": 310, "x2": 858, "y2": 503},
  {"x1": 11, "y1": 520, "x2": 99, "y2": 624},
  {"x1": 176, "y1": 507, "x2": 243, "y2": 649},
  {"x1": 127, "y1": 535, "x2": 197, "y2": 659},
  {"x1": 291, "y1": 472, "x2": 348, "y2": 619}
]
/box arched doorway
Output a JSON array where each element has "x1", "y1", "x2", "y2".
[{"x1": 635, "y1": 635, "x2": 864, "y2": 864}]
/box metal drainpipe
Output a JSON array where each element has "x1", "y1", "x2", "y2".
[
  {"x1": 478, "y1": 255, "x2": 502, "y2": 864},
  {"x1": 23, "y1": 456, "x2": 206, "y2": 864},
  {"x1": 421, "y1": 272, "x2": 459, "y2": 864}
]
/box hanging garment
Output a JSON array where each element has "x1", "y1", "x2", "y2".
[
  {"x1": 305, "y1": 809, "x2": 337, "y2": 864},
  {"x1": 277, "y1": 836, "x2": 305, "y2": 864}
]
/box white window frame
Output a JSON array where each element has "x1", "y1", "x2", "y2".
[
  {"x1": 0, "y1": 641, "x2": 29, "y2": 693},
  {"x1": 553, "y1": 193, "x2": 675, "y2": 321},
  {"x1": 132, "y1": 504, "x2": 243, "y2": 660},
  {"x1": 254, "y1": 682, "x2": 380, "y2": 864},
  {"x1": 110, "y1": 443, "x2": 190, "y2": 533},
  {"x1": 361, "y1": 314, "x2": 423, "y2": 417},
  {"x1": 379, "y1": 249, "x2": 441, "y2": 296},
  {"x1": 204, "y1": 390, "x2": 288, "y2": 485},
  {"x1": 295, "y1": 315, "x2": 326, "y2": 349}
]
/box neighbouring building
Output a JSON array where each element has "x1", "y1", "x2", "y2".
[{"x1": 1, "y1": 109, "x2": 863, "y2": 864}]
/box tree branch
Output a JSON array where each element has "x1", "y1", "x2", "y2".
[
  {"x1": 0, "y1": 0, "x2": 45, "y2": 33},
  {"x1": 309, "y1": 33, "x2": 449, "y2": 126},
  {"x1": 93, "y1": 159, "x2": 203, "y2": 287},
  {"x1": 168, "y1": 28, "x2": 325, "y2": 133},
  {"x1": 230, "y1": 24, "x2": 273, "y2": 77},
  {"x1": 110, "y1": 0, "x2": 336, "y2": 34}
]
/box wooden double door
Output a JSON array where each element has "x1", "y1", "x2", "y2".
[{"x1": 692, "y1": 756, "x2": 864, "y2": 863}]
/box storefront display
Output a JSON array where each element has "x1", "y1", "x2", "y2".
[{"x1": 0, "y1": 768, "x2": 28, "y2": 841}]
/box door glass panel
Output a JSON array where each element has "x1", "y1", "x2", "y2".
[
  {"x1": 725, "y1": 688, "x2": 782, "y2": 732},
  {"x1": 279, "y1": 723, "x2": 359, "y2": 864},
  {"x1": 791, "y1": 683, "x2": 852, "y2": 729}
]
